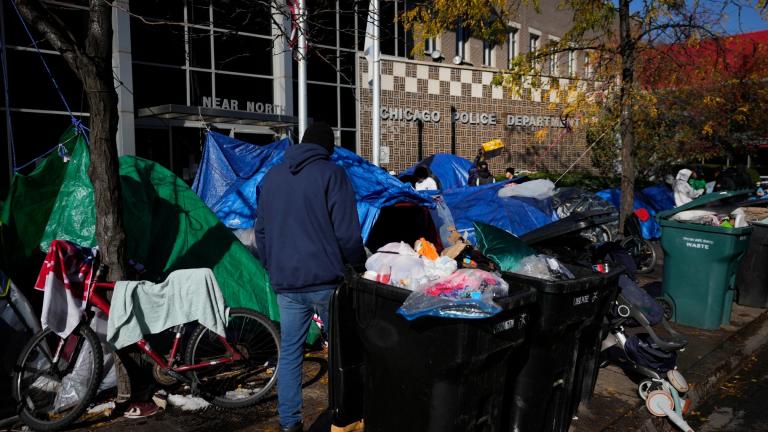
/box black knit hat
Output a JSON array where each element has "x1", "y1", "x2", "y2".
[{"x1": 301, "y1": 122, "x2": 335, "y2": 154}]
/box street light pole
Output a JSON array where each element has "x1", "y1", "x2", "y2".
[
  {"x1": 297, "y1": 0, "x2": 308, "y2": 140},
  {"x1": 371, "y1": 0, "x2": 381, "y2": 166}
]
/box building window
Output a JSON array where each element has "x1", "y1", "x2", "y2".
[
  {"x1": 568, "y1": 48, "x2": 576, "y2": 77},
  {"x1": 483, "y1": 41, "x2": 493, "y2": 67},
  {"x1": 528, "y1": 32, "x2": 539, "y2": 68},
  {"x1": 529, "y1": 33, "x2": 539, "y2": 54},
  {"x1": 455, "y1": 23, "x2": 467, "y2": 61},
  {"x1": 548, "y1": 52, "x2": 557, "y2": 76},
  {"x1": 584, "y1": 52, "x2": 593, "y2": 78},
  {"x1": 424, "y1": 36, "x2": 437, "y2": 54},
  {"x1": 507, "y1": 27, "x2": 519, "y2": 67}
]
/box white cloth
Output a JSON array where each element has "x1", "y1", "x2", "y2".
[
  {"x1": 107, "y1": 268, "x2": 228, "y2": 350},
  {"x1": 498, "y1": 179, "x2": 555, "y2": 199},
  {"x1": 415, "y1": 177, "x2": 438, "y2": 191},
  {"x1": 673, "y1": 169, "x2": 703, "y2": 207}
]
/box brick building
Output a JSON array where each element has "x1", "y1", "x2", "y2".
[{"x1": 0, "y1": 0, "x2": 594, "y2": 194}]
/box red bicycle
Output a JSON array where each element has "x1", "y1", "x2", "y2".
[{"x1": 13, "y1": 256, "x2": 280, "y2": 431}]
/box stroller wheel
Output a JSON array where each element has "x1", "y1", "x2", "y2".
[
  {"x1": 638, "y1": 380, "x2": 654, "y2": 400},
  {"x1": 655, "y1": 296, "x2": 675, "y2": 321}
]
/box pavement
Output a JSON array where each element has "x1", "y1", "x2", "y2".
[
  {"x1": 3, "y1": 241, "x2": 768, "y2": 432},
  {"x1": 571, "y1": 243, "x2": 768, "y2": 432}
]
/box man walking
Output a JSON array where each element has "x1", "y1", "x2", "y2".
[{"x1": 255, "y1": 122, "x2": 366, "y2": 432}]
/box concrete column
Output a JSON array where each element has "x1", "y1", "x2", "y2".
[
  {"x1": 272, "y1": 0, "x2": 294, "y2": 117},
  {"x1": 112, "y1": 0, "x2": 135, "y2": 156}
]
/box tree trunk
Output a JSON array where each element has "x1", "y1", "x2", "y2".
[
  {"x1": 618, "y1": 0, "x2": 636, "y2": 235},
  {"x1": 82, "y1": 0, "x2": 127, "y2": 280},
  {"x1": 15, "y1": 0, "x2": 128, "y2": 279}
]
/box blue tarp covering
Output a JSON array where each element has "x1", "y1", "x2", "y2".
[
  {"x1": 640, "y1": 184, "x2": 675, "y2": 213},
  {"x1": 193, "y1": 131, "x2": 431, "y2": 242},
  {"x1": 595, "y1": 188, "x2": 662, "y2": 239},
  {"x1": 192, "y1": 133, "x2": 290, "y2": 229},
  {"x1": 400, "y1": 154, "x2": 474, "y2": 190},
  {"x1": 440, "y1": 181, "x2": 558, "y2": 245}
]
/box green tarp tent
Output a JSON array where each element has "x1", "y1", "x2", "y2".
[{"x1": 1, "y1": 128, "x2": 280, "y2": 323}]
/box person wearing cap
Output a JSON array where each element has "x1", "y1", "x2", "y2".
[
  {"x1": 255, "y1": 122, "x2": 366, "y2": 432},
  {"x1": 472, "y1": 161, "x2": 496, "y2": 186}
]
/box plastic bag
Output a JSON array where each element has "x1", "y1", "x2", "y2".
[
  {"x1": 365, "y1": 242, "x2": 428, "y2": 290},
  {"x1": 397, "y1": 269, "x2": 508, "y2": 320},
  {"x1": 497, "y1": 179, "x2": 555, "y2": 199},
  {"x1": 508, "y1": 255, "x2": 575, "y2": 280},
  {"x1": 423, "y1": 256, "x2": 457, "y2": 281}
]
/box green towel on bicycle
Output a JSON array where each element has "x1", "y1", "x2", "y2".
[{"x1": 107, "y1": 268, "x2": 228, "y2": 350}]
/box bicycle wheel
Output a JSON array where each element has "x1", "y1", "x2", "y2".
[
  {"x1": 185, "y1": 308, "x2": 280, "y2": 409},
  {"x1": 622, "y1": 236, "x2": 656, "y2": 274},
  {"x1": 14, "y1": 323, "x2": 103, "y2": 431}
]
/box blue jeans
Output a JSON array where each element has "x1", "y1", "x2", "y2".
[{"x1": 276, "y1": 289, "x2": 332, "y2": 429}]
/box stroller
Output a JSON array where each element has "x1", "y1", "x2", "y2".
[{"x1": 593, "y1": 243, "x2": 694, "y2": 432}]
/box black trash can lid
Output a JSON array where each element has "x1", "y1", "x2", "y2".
[{"x1": 520, "y1": 210, "x2": 616, "y2": 246}]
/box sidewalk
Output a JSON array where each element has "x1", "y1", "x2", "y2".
[
  {"x1": 11, "y1": 244, "x2": 767, "y2": 432},
  {"x1": 570, "y1": 243, "x2": 768, "y2": 432}
]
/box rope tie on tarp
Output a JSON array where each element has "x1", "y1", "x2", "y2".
[{"x1": 7, "y1": 0, "x2": 90, "y2": 172}]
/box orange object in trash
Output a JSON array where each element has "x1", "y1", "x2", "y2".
[{"x1": 415, "y1": 237, "x2": 439, "y2": 261}]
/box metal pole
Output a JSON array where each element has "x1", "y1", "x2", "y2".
[
  {"x1": 0, "y1": 0, "x2": 14, "y2": 177},
  {"x1": 298, "y1": 0, "x2": 308, "y2": 140},
  {"x1": 371, "y1": 0, "x2": 381, "y2": 166},
  {"x1": 450, "y1": 106, "x2": 456, "y2": 155},
  {"x1": 417, "y1": 119, "x2": 423, "y2": 161}
]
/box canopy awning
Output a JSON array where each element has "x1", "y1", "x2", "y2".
[{"x1": 137, "y1": 104, "x2": 299, "y2": 128}]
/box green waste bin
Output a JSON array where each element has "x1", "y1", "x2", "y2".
[{"x1": 657, "y1": 190, "x2": 753, "y2": 330}]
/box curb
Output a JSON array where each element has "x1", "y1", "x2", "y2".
[{"x1": 603, "y1": 308, "x2": 768, "y2": 431}]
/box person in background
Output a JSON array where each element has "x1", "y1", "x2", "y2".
[
  {"x1": 468, "y1": 148, "x2": 486, "y2": 185},
  {"x1": 414, "y1": 165, "x2": 438, "y2": 191},
  {"x1": 673, "y1": 168, "x2": 704, "y2": 206},
  {"x1": 505, "y1": 167, "x2": 516, "y2": 180},
  {"x1": 255, "y1": 122, "x2": 366, "y2": 432},
  {"x1": 473, "y1": 161, "x2": 496, "y2": 186}
]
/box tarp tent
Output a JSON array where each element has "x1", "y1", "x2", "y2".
[
  {"x1": 1, "y1": 128, "x2": 278, "y2": 321},
  {"x1": 640, "y1": 184, "x2": 676, "y2": 213},
  {"x1": 193, "y1": 131, "x2": 432, "y2": 242},
  {"x1": 440, "y1": 182, "x2": 558, "y2": 244},
  {"x1": 595, "y1": 188, "x2": 663, "y2": 239},
  {"x1": 399, "y1": 153, "x2": 474, "y2": 190}
]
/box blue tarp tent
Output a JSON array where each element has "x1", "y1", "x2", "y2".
[
  {"x1": 440, "y1": 181, "x2": 558, "y2": 244},
  {"x1": 192, "y1": 133, "x2": 290, "y2": 229},
  {"x1": 193, "y1": 132, "x2": 431, "y2": 242},
  {"x1": 400, "y1": 154, "x2": 474, "y2": 190},
  {"x1": 595, "y1": 188, "x2": 662, "y2": 239},
  {"x1": 640, "y1": 184, "x2": 675, "y2": 213}
]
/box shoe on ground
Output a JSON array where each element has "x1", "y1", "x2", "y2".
[
  {"x1": 280, "y1": 421, "x2": 303, "y2": 432},
  {"x1": 123, "y1": 401, "x2": 160, "y2": 419}
]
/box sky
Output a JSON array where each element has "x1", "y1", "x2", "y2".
[{"x1": 720, "y1": 3, "x2": 768, "y2": 34}]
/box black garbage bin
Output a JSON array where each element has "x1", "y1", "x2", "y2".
[
  {"x1": 329, "y1": 273, "x2": 536, "y2": 432},
  {"x1": 736, "y1": 221, "x2": 768, "y2": 307},
  {"x1": 504, "y1": 211, "x2": 620, "y2": 432}
]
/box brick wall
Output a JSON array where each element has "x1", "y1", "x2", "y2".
[{"x1": 358, "y1": 55, "x2": 594, "y2": 174}]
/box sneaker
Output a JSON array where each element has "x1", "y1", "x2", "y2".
[{"x1": 123, "y1": 402, "x2": 160, "y2": 419}]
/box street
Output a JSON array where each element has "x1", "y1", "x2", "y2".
[{"x1": 688, "y1": 345, "x2": 768, "y2": 431}]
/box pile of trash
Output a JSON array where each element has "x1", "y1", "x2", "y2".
[
  {"x1": 363, "y1": 223, "x2": 577, "y2": 320},
  {"x1": 671, "y1": 206, "x2": 768, "y2": 228}
]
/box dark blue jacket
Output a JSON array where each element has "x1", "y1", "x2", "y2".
[{"x1": 255, "y1": 143, "x2": 366, "y2": 293}]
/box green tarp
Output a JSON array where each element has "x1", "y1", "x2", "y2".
[{"x1": 1, "y1": 128, "x2": 280, "y2": 323}]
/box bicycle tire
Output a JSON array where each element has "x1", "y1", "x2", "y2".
[
  {"x1": 185, "y1": 308, "x2": 280, "y2": 409},
  {"x1": 621, "y1": 236, "x2": 656, "y2": 274},
  {"x1": 14, "y1": 323, "x2": 103, "y2": 431}
]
